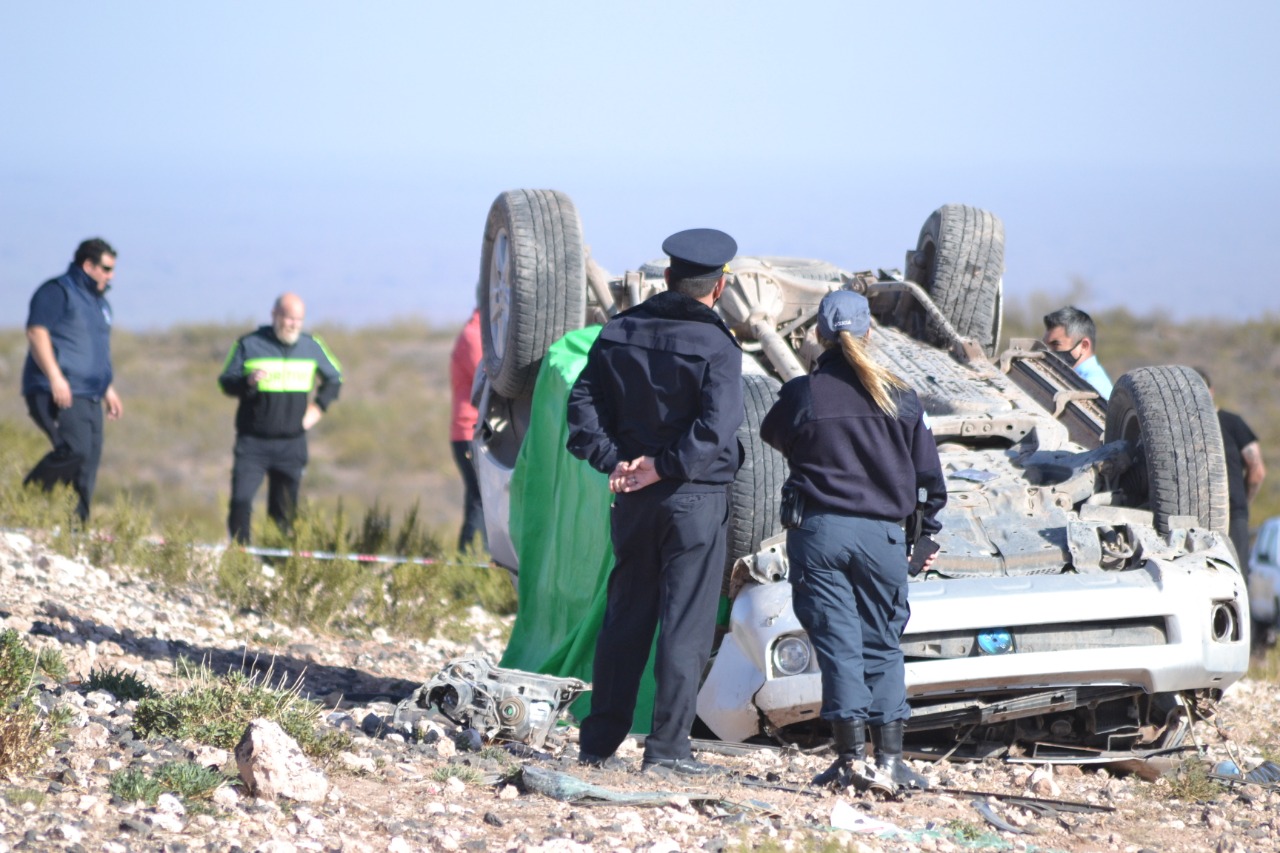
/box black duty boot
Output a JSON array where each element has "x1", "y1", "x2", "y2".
[
  {"x1": 870, "y1": 720, "x2": 930, "y2": 791},
  {"x1": 812, "y1": 720, "x2": 863, "y2": 786}
]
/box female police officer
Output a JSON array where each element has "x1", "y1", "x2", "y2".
[{"x1": 760, "y1": 289, "x2": 946, "y2": 793}]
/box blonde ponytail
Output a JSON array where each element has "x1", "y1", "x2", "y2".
[{"x1": 835, "y1": 330, "x2": 908, "y2": 417}]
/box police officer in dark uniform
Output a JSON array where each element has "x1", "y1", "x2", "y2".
[
  {"x1": 760, "y1": 290, "x2": 946, "y2": 793},
  {"x1": 566, "y1": 228, "x2": 744, "y2": 776}
]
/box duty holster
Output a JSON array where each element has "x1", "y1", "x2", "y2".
[
  {"x1": 905, "y1": 486, "x2": 935, "y2": 577},
  {"x1": 780, "y1": 484, "x2": 805, "y2": 529}
]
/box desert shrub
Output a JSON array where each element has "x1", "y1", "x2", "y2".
[
  {"x1": 86, "y1": 666, "x2": 160, "y2": 702},
  {"x1": 376, "y1": 560, "x2": 473, "y2": 638},
  {"x1": 215, "y1": 544, "x2": 272, "y2": 612},
  {"x1": 2, "y1": 788, "x2": 44, "y2": 808},
  {"x1": 942, "y1": 819, "x2": 991, "y2": 843},
  {"x1": 1163, "y1": 758, "x2": 1226, "y2": 802},
  {"x1": 132, "y1": 661, "x2": 348, "y2": 761},
  {"x1": 378, "y1": 556, "x2": 516, "y2": 638},
  {"x1": 143, "y1": 518, "x2": 204, "y2": 586},
  {"x1": 108, "y1": 767, "x2": 164, "y2": 804},
  {"x1": 209, "y1": 500, "x2": 508, "y2": 638},
  {"x1": 85, "y1": 493, "x2": 154, "y2": 570},
  {"x1": 353, "y1": 501, "x2": 442, "y2": 560},
  {"x1": 109, "y1": 761, "x2": 229, "y2": 805},
  {"x1": 0, "y1": 630, "x2": 67, "y2": 774},
  {"x1": 431, "y1": 764, "x2": 483, "y2": 784},
  {"x1": 252, "y1": 505, "x2": 375, "y2": 631}
]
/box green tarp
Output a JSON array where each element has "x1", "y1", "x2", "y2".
[{"x1": 498, "y1": 326, "x2": 659, "y2": 732}]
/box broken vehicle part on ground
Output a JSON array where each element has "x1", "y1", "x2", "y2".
[
  {"x1": 472, "y1": 188, "x2": 1250, "y2": 762},
  {"x1": 397, "y1": 656, "x2": 588, "y2": 750}
]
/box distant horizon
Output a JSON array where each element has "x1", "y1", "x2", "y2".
[
  {"x1": 6, "y1": 161, "x2": 1276, "y2": 331},
  {"x1": 7, "y1": 285, "x2": 1280, "y2": 335}
]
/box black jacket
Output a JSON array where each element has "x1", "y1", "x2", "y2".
[
  {"x1": 760, "y1": 349, "x2": 946, "y2": 534},
  {"x1": 566, "y1": 291, "x2": 744, "y2": 487},
  {"x1": 218, "y1": 327, "x2": 342, "y2": 438}
]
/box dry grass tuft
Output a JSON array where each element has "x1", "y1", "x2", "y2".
[{"x1": 0, "y1": 630, "x2": 68, "y2": 775}]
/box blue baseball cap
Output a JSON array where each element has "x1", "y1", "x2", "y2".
[{"x1": 817, "y1": 290, "x2": 871, "y2": 341}]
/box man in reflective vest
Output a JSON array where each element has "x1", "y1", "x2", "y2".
[{"x1": 218, "y1": 293, "x2": 343, "y2": 543}]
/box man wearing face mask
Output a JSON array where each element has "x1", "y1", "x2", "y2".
[
  {"x1": 219, "y1": 293, "x2": 342, "y2": 543},
  {"x1": 1042, "y1": 306, "x2": 1113, "y2": 400}
]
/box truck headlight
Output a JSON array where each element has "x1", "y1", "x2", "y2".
[{"x1": 772, "y1": 636, "x2": 812, "y2": 676}]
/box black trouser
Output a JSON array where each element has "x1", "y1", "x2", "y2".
[
  {"x1": 787, "y1": 512, "x2": 911, "y2": 726},
  {"x1": 451, "y1": 440, "x2": 487, "y2": 552},
  {"x1": 578, "y1": 482, "x2": 727, "y2": 763},
  {"x1": 1229, "y1": 511, "x2": 1251, "y2": 579},
  {"x1": 228, "y1": 433, "x2": 308, "y2": 544},
  {"x1": 24, "y1": 392, "x2": 103, "y2": 522}
]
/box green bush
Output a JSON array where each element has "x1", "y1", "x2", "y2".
[
  {"x1": 85, "y1": 493, "x2": 154, "y2": 570},
  {"x1": 145, "y1": 519, "x2": 204, "y2": 586},
  {"x1": 0, "y1": 630, "x2": 67, "y2": 775},
  {"x1": 109, "y1": 761, "x2": 229, "y2": 805},
  {"x1": 132, "y1": 661, "x2": 348, "y2": 761},
  {"x1": 215, "y1": 545, "x2": 271, "y2": 613},
  {"x1": 2, "y1": 788, "x2": 44, "y2": 808},
  {"x1": 1163, "y1": 758, "x2": 1225, "y2": 802},
  {"x1": 431, "y1": 764, "x2": 482, "y2": 784},
  {"x1": 86, "y1": 666, "x2": 160, "y2": 702}
]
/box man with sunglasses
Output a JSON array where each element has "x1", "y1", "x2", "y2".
[
  {"x1": 21, "y1": 238, "x2": 123, "y2": 522},
  {"x1": 1042, "y1": 305, "x2": 1113, "y2": 400}
]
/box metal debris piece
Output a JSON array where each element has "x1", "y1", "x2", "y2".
[
  {"x1": 520, "y1": 766, "x2": 719, "y2": 807},
  {"x1": 736, "y1": 775, "x2": 822, "y2": 798},
  {"x1": 396, "y1": 656, "x2": 588, "y2": 749},
  {"x1": 972, "y1": 798, "x2": 1037, "y2": 835},
  {"x1": 935, "y1": 787, "x2": 1115, "y2": 814}
]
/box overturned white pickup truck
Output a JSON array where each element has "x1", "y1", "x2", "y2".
[{"x1": 472, "y1": 188, "x2": 1249, "y2": 762}]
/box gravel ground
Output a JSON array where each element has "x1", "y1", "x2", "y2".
[{"x1": 2, "y1": 529, "x2": 1280, "y2": 853}]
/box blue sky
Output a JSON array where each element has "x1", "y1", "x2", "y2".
[{"x1": 2, "y1": 1, "x2": 1277, "y2": 328}]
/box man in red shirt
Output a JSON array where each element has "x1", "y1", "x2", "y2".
[{"x1": 450, "y1": 309, "x2": 487, "y2": 552}]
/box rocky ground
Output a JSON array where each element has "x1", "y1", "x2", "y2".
[{"x1": 3, "y1": 530, "x2": 1280, "y2": 853}]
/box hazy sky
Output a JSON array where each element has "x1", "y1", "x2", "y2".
[{"x1": 3, "y1": 1, "x2": 1277, "y2": 328}]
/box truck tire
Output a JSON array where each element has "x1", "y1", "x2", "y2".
[
  {"x1": 479, "y1": 189, "x2": 586, "y2": 400},
  {"x1": 1104, "y1": 366, "x2": 1230, "y2": 536},
  {"x1": 725, "y1": 373, "x2": 786, "y2": 594},
  {"x1": 906, "y1": 205, "x2": 1005, "y2": 356}
]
